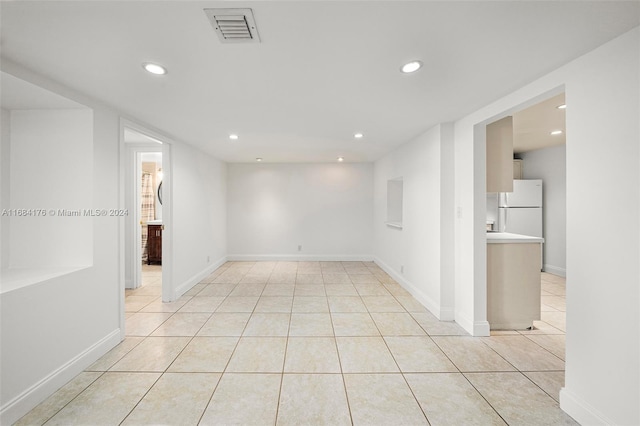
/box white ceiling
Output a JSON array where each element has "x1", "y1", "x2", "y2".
[{"x1": 1, "y1": 1, "x2": 637, "y2": 163}]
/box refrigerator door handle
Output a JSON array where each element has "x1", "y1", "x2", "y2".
[{"x1": 504, "y1": 208, "x2": 508, "y2": 231}]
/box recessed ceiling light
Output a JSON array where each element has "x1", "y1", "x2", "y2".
[
  {"x1": 229, "y1": 134, "x2": 239, "y2": 140},
  {"x1": 551, "y1": 130, "x2": 563, "y2": 135},
  {"x1": 401, "y1": 60, "x2": 422, "y2": 74},
  {"x1": 256, "y1": 158, "x2": 262, "y2": 162},
  {"x1": 557, "y1": 104, "x2": 567, "y2": 109},
  {"x1": 142, "y1": 62, "x2": 167, "y2": 75},
  {"x1": 337, "y1": 157, "x2": 344, "y2": 162},
  {"x1": 354, "y1": 133, "x2": 364, "y2": 139}
]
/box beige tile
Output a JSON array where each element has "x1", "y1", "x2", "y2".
[
  {"x1": 331, "y1": 313, "x2": 380, "y2": 336},
  {"x1": 525, "y1": 334, "x2": 566, "y2": 360},
  {"x1": 296, "y1": 273, "x2": 324, "y2": 284},
  {"x1": 524, "y1": 371, "x2": 565, "y2": 402},
  {"x1": 412, "y1": 312, "x2": 469, "y2": 336},
  {"x1": 336, "y1": 336, "x2": 399, "y2": 373},
  {"x1": 362, "y1": 295, "x2": 405, "y2": 312},
  {"x1": 125, "y1": 312, "x2": 172, "y2": 336},
  {"x1": 110, "y1": 337, "x2": 190, "y2": 372},
  {"x1": 541, "y1": 295, "x2": 567, "y2": 311},
  {"x1": 542, "y1": 282, "x2": 566, "y2": 296},
  {"x1": 466, "y1": 372, "x2": 577, "y2": 425},
  {"x1": 328, "y1": 296, "x2": 367, "y2": 312},
  {"x1": 229, "y1": 283, "x2": 265, "y2": 296},
  {"x1": 215, "y1": 296, "x2": 259, "y2": 313},
  {"x1": 384, "y1": 336, "x2": 457, "y2": 372},
  {"x1": 344, "y1": 266, "x2": 371, "y2": 275},
  {"x1": 354, "y1": 283, "x2": 391, "y2": 296},
  {"x1": 139, "y1": 297, "x2": 190, "y2": 313},
  {"x1": 344, "y1": 374, "x2": 428, "y2": 425},
  {"x1": 168, "y1": 337, "x2": 238, "y2": 372},
  {"x1": 322, "y1": 273, "x2": 352, "y2": 284},
  {"x1": 14, "y1": 372, "x2": 103, "y2": 426},
  {"x1": 481, "y1": 335, "x2": 565, "y2": 371},
  {"x1": 212, "y1": 272, "x2": 243, "y2": 284},
  {"x1": 293, "y1": 285, "x2": 326, "y2": 296},
  {"x1": 383, "y1": 282, "x2": 411, "y2": 296},
  {"x1": 519, "y1": 320, "x2": 565, "y2": 335},
  {"x1": 289, "y1": 313, "x2": 334, "y2": 337},
  {"x1": 541, "y1": 311, "x2": 566, "y2": 332},
  {"x1": 395, "y1": 295, "x2": 428, "y2": 312},
  {"x1": 483, "y1": 335, "x2": 564, "y2": 371},
  {"x1": 405, "y1": 373, "x2": 506, "y2": 426},
  {"x1": 277, "y1": 374, "x2": 351, "y2": 425},
  {"x1": 200, "y1": 374, "x2": 280, "y2": 425},
  {"x1": 349, "y1": 274, "x2": 380, "y2": 284},
  {"x1": 45, "y1": 372, "x2": 160, "y2": 426},
  {"x1": 198, "y1": 312, "x2": 251, "y2": 336},
  {"x1": 284, "y1": 337, "x2": 341, "y2": 373},
  {"x1": 125, "y1": 295, "x2": 158, "y2": 312},
  {"x1": 268, "y1": 272, "x2": 297, "y2": 284},
  {"x1": 273, "y1": 261, "x2": 298, "y2": 273},
  {"x1": 324, "y1": 284, "x2": 358, "y2": 296},
  {"x1": 371, "y1": 312, "x2": 426, "y2": 335},
  {"x1": 239, "y1": 274, "x2": 270, "y2": 284},
  {"x1": 432, "y1": 336, "x2": 515, "y2": 372},
  {"x1": 121, "y1": 373, "x2": 219, "y2": 425},
  {"x1": 178, "y1": 296, "x2": 224, "y2": 313},
  {"x1": 150, "y1": 312, "x2": 211, "y2": 336},
  {"x1": 184, "y1": 283, "x2": 206, "y2": 296},
  {"x1": 292, "y1": 296, "x2": 329, "y2": 312},
  {"x1": 226, "y1": 337, "x2": 287, "y2": 372},
  {"x1": 196, "y1": 283, "x2": 236, "y2": 297},
  {"x1": 254, "y1": 296, "x2": 293, "y2": 313},
  {"x1": 241, "y1": 313, "x2": 289, "y2": 337},
  {"x1": 262, "y1": 284, "x2": 295, "y2": 296},
  {"x1": 86, "y1": 337, "x2": 145, "y2": 371}
]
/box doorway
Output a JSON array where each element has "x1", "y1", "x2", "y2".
[{"x1": 120, "y1": 120, "x2": 174, "y2": 336}]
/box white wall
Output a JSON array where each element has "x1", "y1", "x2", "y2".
[
  {"x1": 521, "y1": 145, "x2": 566, "y2": 276},
  {"x1": 8, "y1": 109, "x2": 93, "y2": 269},
  {"x1": 171, "y1": 142, "x2": 227, "y2": 297},
  {"x1": 373, "y1": 124, "x2": 455, "y2": 319},
  {"x1": 227, "y1": 163, "x2": 373, "y2": 260},
  {"x1": 0, "y1": 100, "x2": 121, "y2": 424},
  {"x1": 1, "y1": 109, "x2": 10, "y2": 270},
  {"x1": 453, "y1": 27, "x2": 639, "y2": 424}
]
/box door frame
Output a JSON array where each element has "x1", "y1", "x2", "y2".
[{"x1": 119, "y1": 118, "x2": 174, "y2": 338}]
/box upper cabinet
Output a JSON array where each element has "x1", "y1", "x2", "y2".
[{"x1": 486, "y1": 116, "x2": 514, "y2": 193}]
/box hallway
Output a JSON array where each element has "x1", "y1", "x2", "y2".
[{"x1": 16, "y1": 262, "x2": 573, "y2": 425}]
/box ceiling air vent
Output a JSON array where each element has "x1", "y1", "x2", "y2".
[{"x1": 204, "y1": 8, "x2": 261, "y2": 44}]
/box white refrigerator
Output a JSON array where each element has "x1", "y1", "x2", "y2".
[{"x1": 498, "y1": 179, "x2": 543, "y2": 238}]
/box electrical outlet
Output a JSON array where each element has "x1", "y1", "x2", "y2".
[
  {"x1": 207, "y1": 256, "x2": 210, "y2": 263},
  {"x1": 298, "y1": 245, "x2": 302, "y2": 251},
  {"x1": 401, "y1": 265, "x2": 404, "y2": 274}
]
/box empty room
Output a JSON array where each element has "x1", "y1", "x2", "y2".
[{"x1": 1, "y1": 1, "x2": 638, "y2": 425}]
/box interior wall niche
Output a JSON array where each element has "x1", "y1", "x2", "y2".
[
  {"x1": 1, "y1": 72, "x2": 94, "y2": 292},
  {"x1": 386, "y1": 177, "x2": 403, "y2": 228}
]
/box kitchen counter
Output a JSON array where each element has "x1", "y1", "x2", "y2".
[{"x1": 486, "y1": 232, "x2": 544, "y2": 244}]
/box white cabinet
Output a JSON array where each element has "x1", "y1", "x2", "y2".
[{"x1": 486, "y1": 116, "x2": 514, "y2": 192}]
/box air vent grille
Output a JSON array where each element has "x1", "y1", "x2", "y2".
[{"x1": 204, "y1": 8, "x2": 261, "y2": 43}]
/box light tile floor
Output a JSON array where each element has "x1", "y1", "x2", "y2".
[{"x1": 16, "y1": 263, "x2": 575, "y2": 425}]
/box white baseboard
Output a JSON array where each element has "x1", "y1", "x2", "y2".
[
  {"x1": 559, "y1": 387, "x2": 612, "y2": 425},
  {"x1": 0, "y1": 329, "x2": 121, "y2": 425},
  {"x1": 544, "y1": 264, "x2": 566, "y2": 277},
  {"x1": 373, "y1": 257, "x2": 454, "y2": 321},
  {"x1": 227, "y1": 254, "x2": 374, "y2": 262},
  {"x1": 453, "y1": 311, "x2": 490, "y2": 337},
  {"x1": 173, "y1": 255, "x2": 227, "y2": 300}
]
